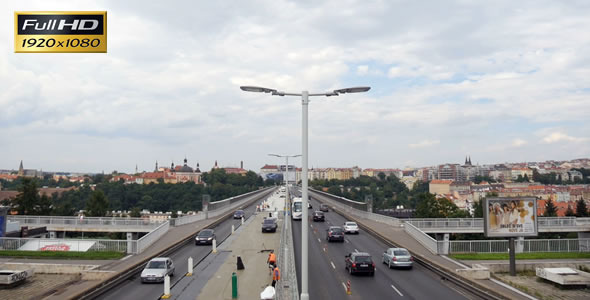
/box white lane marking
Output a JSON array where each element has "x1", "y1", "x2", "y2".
[
  {"x1": 354, "y1": 249, "x2": 358, "y2": 253},
  {"x1": 331, "y1": 261, "x2": 336, "y2": 269},
  {"x1": 120, "y1": 255, "x2": 132, "y2": 261},
  {"x1": 345, "y1": 239, "x2": 350, "y2": 243},
  {"x1": 341, "y1": 282, "x2": 347, "y2": 292},
  {"x1": 318, "y1": 238, "x2": 321, "y2": 243},
  {"x1": 391, "y1": 284, "x2": 403, "y2": 297},
  {"x1": 323, "y1": 247, "x2": 326, "y2": 252},
  {"x1": 310, "y1": 224, "x2": 313, "y2": 228}
]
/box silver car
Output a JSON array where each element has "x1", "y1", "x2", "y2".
[
  {"x1": 141, "y1": 257, "x2": 175, "y2": 283},
  {"x1": 343, "y1": 221, "x2": 359, "y2": 234},
  {"x1": 382, "y1": 248, "x2": 413, "y2": 269}
]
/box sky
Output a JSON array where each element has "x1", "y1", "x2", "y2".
[{"x1": 1, "y1": 0, "x2": 590, "y2": 174}]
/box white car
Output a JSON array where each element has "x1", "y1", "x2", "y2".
[
  {"x1": 343, "y1": 221, "x2": 359, "y2": 234},
  {"x1": 141, "y1": 257, "x2": 175, "y2": 283}
]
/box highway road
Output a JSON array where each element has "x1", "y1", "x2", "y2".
[
  {"x1": 99, "y1": 198, "x2": 262, "y2": 300},
  {"x1": 292, "y1": 196, "x2": 472, "y2": 300}
]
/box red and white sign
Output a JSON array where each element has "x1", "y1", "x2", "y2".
[{"x1": 40, "y1": 244, "x2": 70, "y2": 251}]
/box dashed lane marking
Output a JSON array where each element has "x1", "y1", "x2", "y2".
[
  {"x1": 345, "y1": 239, "x2": 350, "y2": 243},
  {"x1": 331, "y1": 261, "x2": 336, "y2": 269},
  {"x1": 354, "y1": 249, "x2": 358, "y2": 253},
  {"x1": 318, "y1": 238, "x2": 321, "y2": 243},
  {"x1": 391, "y1": 284, "x2": 403, "y2": 297},
  {"x1": 341, "y1": 282, "x2": 347, "y2": 292}
]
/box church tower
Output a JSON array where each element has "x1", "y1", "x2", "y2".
[{"x1": 18, "y1": 160, "x2": 24, "y2": 176}]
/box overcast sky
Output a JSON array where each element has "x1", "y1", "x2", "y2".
[{"x1": 2, "y1": 0, "x2": 590, "y2": 174}]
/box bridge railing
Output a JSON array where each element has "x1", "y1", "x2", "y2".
[
  {"x1": 8, "y1": 215, "x2": 163, "y2": 229},
  {"x1": 174, "y1": 212, "x2": 206, "y2": 226},
  {"x1": 405, "y1": 217, "x2": 590, "y2": 230},
  {"x1": 136, "y1": 221, "x2": 170, "y2": 254},
  {"x1": 403, "y1": 222, "x2": 438, "y2": 254},
  {"x1": 309, "y1": 189, "x2": 400, "y2": 227},
  {"x1": 276, "y1": 209, "x2": 298, "y2": 300},
  {"x1": 447, "y1": 238, "x2": 590, "y2": 254}
]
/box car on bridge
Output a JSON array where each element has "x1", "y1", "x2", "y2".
[
  {"x1": 326, "y1": 226, "x2": 344, "y2": 242},
  {"x1": 383, "y1": 247, "x2": 413, "y2": 269},
  {"x1": 141, "y1": 257, "x2": 175, "y2": 283},
  {"x1": 312, "y1": 211, "x2": 325, "y2": 222},
  {"x1": 195, "y1": 229, "x2": 216, "y2": 245},
  {"x1": 345, "y1": 252, "x2": 375, "y2": 276},
  {"x1": 233, "y1": 210, "x2": 245, "y2": 219},
  {"x1": 343, "y1": 221, "x2": 359, "y2": 234},
  {"x1": 262, "y1": 217, "x2": 278, "y2": 233}
]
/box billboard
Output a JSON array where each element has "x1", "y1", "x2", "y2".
[{"x1": 484, "y1": 197, "x2": 538, "y2": 237}]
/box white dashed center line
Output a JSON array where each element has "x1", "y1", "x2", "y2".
[
  {"x1": 391, "y1": 284, "x2": 403, "y2": 297},
  {"x1": 331, "y1": 261, "x2": 336, "y2": 269},
  {"x1": 318, "y1": 238, "x2": 321, "y2": 243},
  {"x1": 354, "y1": 249, "x2": 358, "y2": 253}
]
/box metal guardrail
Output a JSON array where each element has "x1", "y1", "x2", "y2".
[
  {"x1": 447, "y1": 238, "x2": 590, "y2": 254},
  {"x1": 403, "y1": 222, "x2": 438, "y2": 254},
  {"x1": 0, "y1": 237, "x2": 130, "y2": 253},
  {"x1": 276, "y1": 211, "x2": 299, "y2": 300}
]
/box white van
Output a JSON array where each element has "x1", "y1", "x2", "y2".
[{"x1": 292, "y1": 197, "x2": 302, "y2": 220}]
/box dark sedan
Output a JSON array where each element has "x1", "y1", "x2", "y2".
[
  {"x1": 326, "y1": 226, "x2": 344, "y2": 242},
  {"x1": 345, "y1": 252, "x2": 375, "y2": 276},
  {"x1": 195, "y1": 229, "x2": 215, "y2": 245},
  {"x1": 312, "y1": 211, "x2": 325, "y2": 222},
  {"x1": 233, "y1": 210, "x2": 245, "y2": 219},
  {"x1": 262, "y1": 218, "x2": 278, "y2": 233}
]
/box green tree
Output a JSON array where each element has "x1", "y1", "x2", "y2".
[
  {"x1": 565, "y1": 205, "x2": 576, "y2": 217},
  {"x1": 86, "y1": 190, "x2": 109, "y2": 217},
  {"x1": 129, "y1": 207, "x2": 142, "y2": 217},
  {"x1": 472, "y1": 199, "x2": 484, "y2": 218},
  {"x1": 543, "y1": 199, "x2": 558, "y2": 217},
  {"x1": 575, "y1": 198, "x2": 589, "y2": 217},
  {"x1": 37, "y1": 194, "x2": 53, "y2": 215},
  {"x1": 13, "y1": 177, "x2": 39, "y2": 215}
]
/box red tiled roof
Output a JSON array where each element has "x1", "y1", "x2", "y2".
[
  {"x1": 430, "y1": 180, "x2": 453, "y2": 184},
  {"x1": 260, "y1": 165, "x2": 278, "y2": 170}
]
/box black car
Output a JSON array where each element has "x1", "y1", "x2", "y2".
[
  {"x1": 319, "y1": 204, "x2": 329, "y2": 212},
  {"x1": 345, "y1": 252, "x2": 375, "y2": 276},
  {"x1": 195, "y1": 229, "x2": 216, "y2": 245},
  {"x1": 326, "y1": 226, "x2": 344, "y2": 242},
  {"x1": 312, "y1": 211, "x2": 325, "y2": 222},
  {"x1": 233, "y1": 210, "x2": 245, "y2": 219},
  {"x1": 261, "y1": 218, "x2": 278, "y2": 233}
]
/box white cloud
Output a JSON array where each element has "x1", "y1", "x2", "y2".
[
  {"x1": 409, "y1": 140, "x2": 440, "y2": 148},
  {"x1": 1, "y1": 0, "x2": 590, "y2": 172},
  {"x1": 512, "y1": 139, "x2": 528, "y2": 147},
  {"x1": 542, "y1": 132, "x2": 589, "y2": 144},
  {"x1": 357, "y1": 65, "x2": 369, "y2": 75}
]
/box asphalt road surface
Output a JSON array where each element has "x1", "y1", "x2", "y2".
[
  {"x1": 292, "y1": 196, "x2": 471, "y2": 300},
  {"x1": 99, "y1": 199, "x2": 261, "y2": 300}
]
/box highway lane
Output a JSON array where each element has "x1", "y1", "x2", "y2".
[
  {"x1": 98, "y1": 199, "x2": 262, "y2": 300},
  {"x1": 292, "y1": 196, "x2": 471, "y2": 300}
]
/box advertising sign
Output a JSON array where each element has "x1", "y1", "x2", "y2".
[
  {"x1": 484, "y1": 197, "x2": 538, "y2": 237},
  {"x1": 15, "y1": 11, "x2": 107, "y2": 53}
]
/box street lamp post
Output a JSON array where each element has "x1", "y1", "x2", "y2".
[
  {"x1": 242, "y1": 85, "x2": 370, "y2": 300},
  {"x1": 268, "y1": 153, "x2": 301, "y2": 215}
]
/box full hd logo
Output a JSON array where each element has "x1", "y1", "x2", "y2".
[{"x1": 15, "y1": 12, "x2": 107, "y2": 53}]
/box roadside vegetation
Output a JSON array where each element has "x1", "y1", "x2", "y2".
[
  {"x1": 0, "y1": 169, "x2": 273, "y2": 217},
  {"x1": 0, "y1": 250, "x2": 126, "y2": 260}
]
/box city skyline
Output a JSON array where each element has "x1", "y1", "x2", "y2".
[{"x1": 2, "y1": 1, "x2": 589, "y2": 174}]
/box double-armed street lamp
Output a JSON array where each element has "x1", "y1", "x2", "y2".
[{"x1": 241, "y1": 85, "x2": 370, "y2": 300}]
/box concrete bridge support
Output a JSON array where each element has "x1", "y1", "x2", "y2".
[
  {"x1": 436, "y1": 233, "x2": 450, "y2": 255},
  {"x1": 127, "y1": 232, "x2": 138, "y2": 254}
]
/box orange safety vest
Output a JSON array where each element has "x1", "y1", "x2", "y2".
[
  {"x1": 273, "y1": 267, "x2": 280, "y2": 281},
  {"x1": 268, "y1": 253, "x2": 276, "y2": 263}
]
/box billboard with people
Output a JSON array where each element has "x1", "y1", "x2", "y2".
[{"x1": 484, "y1": 197, "x2": 538, "y2": 237}]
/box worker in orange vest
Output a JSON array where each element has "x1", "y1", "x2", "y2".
[
  {"x1": 272, "y1": 266, "x2": 280, "y2": 288},
  {"x1": 267, "y1": 251, "x2": 276, "y2": 268}
]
